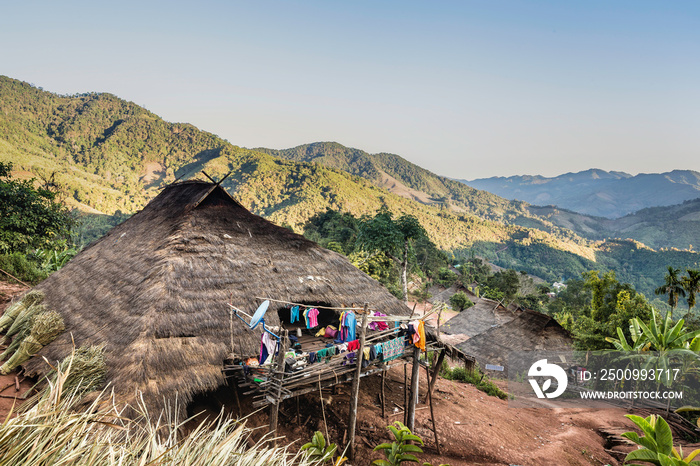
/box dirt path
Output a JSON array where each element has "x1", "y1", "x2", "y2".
[{"x1": 316, "y1": 366, "x2": 635, "y2": 465}]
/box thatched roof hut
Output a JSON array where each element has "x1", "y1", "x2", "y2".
[
  {"x1": 441, "y1": 297, "x2": 519, "y2": 338},
  {"x1": 455, "y1": 309, "x2": 572, "y2": 377},
  {"x1": 24, "y1": 180, "x2": 410, "y2": 417}
]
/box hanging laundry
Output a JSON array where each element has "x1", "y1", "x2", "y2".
[
  {"x1": 343, "y1": 311, "x2": 357, "y2": 342},
  {"x1": 342, "y1": 352, "x2": 356, "y2": 366},
  {"x1": 383, "y1": 336, "x2": 406, "y2": 362},
  {"x1": 368, "y1": 312, "x2": 389, "y2": 331},
  {"x1": 290, "y1": 305, "x2": 300, "y2": 323},
  {"x1": 259, "y1": 332, "x2": 277, "y2": 365},
  {"x1": 369, "y1": 345, "x2": 377, "y2": 361},
  {"x1": 347, "y1": 339, "x2": 360, "y2": 352},
  {"x1": 374, "y1": 343, "x2": 383, "y2": 358},
  {"x1": 414, "y1": 320, "x2": 426, "y2": 351},
  {"x1": 409, "y1": 320, "x2": 419, "y2": 337},
  {"x1": 303, "y1": 308, "x2": 310, "y2": 328},
  {"x1": 363, "y1": 346, "x2": 370, "y2": 361},
  {"x1": 339, "y1": 311, "x2": 347, "y2": 341},
  {"x1": 308, "y1": 308, "x2": 320, "y2": 328}
]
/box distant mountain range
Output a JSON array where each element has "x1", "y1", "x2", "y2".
[
  {"x1": 459, "y1": 169, "x2": 700, "y2": 219},
  {"x1": 1, "y1": 75, "x2": 699, "y2": 298}
]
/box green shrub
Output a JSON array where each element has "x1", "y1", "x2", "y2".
[
  {"x1": 0, "y1": 252, "x2": 48, "y2": 284},
  {"x1": 434, "y1": 267, "x2": 458, "y2": 288},
  {"x1": 449, "y1": 291, "x2": 472, "y2": 311},
  {"x1": 440, "y1": 363, "x2": 508, "y2": 400}
]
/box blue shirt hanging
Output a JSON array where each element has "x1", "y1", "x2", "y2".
[{"x1": 343, "y1": 311, "x2": 357, "y2": 342}]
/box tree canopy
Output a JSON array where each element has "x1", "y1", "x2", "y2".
[
  {"x1": 0, "y1": 162, "x2": 73, "y2": 254},
  {"x1": 303, "y1": 208, "x2": 448, "y2": 300}
]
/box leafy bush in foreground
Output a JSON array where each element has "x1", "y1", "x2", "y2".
[{"x1": 623, "y1": 414, "x2": 700, "y2": 465}]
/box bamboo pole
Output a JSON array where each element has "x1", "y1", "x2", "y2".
[
  {"x1": 381, "y1": 370, "x2": 386, "y2": 419},
  {"x1": 424, "y1": 353, "x2": 441, "y2": 455},
  {"x1": 347, "y1": 303, "x2": 368, "y2": 461},
  {"x1": 425, "y1": 348, "x2": 445, "y2": 403},
  {"x1": 406, "y1": 346, "x2": 421, "y2": 432},
  {"x1": 269, "y1": 330, "x2": 288, "y2": 441},
  {"x1": 403, "y1": 363, "x2": 408, "y2": 425}
]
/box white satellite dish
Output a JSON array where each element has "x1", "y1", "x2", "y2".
[{"x1": 229, "y1": 300, "x2": 279, "y2": 339}]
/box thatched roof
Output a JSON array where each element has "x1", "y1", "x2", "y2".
[
  {"x1": 441, "y1": 297, "x2": 519, "y2": 338},
  {"x1": 455, "y1": 309, "x2": 572, "y2": 377},
  {"x1": 24, "y1": 180, "x2": 410, "y2": 416}
]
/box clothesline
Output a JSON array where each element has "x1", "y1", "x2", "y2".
[
  {"x1": 255, "y1": 296, "x2": 436, "y2": 323},
  {"x1": 255, "y1": 296, "x2": 370, "y2": 311}
]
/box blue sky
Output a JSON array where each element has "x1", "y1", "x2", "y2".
[{"x1": 2, "y1": 1, "x2": 699, "y2": 179}]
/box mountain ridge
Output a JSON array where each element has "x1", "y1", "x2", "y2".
[
  {"x1": 1, "y1": 75, "x2": 699, "y2": 298},
  {"x1": 460, "y1": 169, "x2": 700, "y2": 218}
]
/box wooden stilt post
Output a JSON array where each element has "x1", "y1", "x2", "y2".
[
  {"x1": 406, "y1": 346, "x2": 421, "y2": 432},
  {"x1": 269, "y1": 329, "x2": 288, "y2": 442},
  {"x1": 232, "y1": 378, "x2": 242, "y2": 415},
  {"x1": 347, "y1": 303, "x2": 369, "y2": 461},
  {"x1": 381, "y1": 370, "x2": 386, "y2": 419},
  {"x1": 424, "y1": 348, "x2": 445, "y2": 403},
  {"x1": 424, "y1": 354, "x2": 441, "y2": 455},
  {"x1": 403, "y1": 363, "x2": 408, "y2": 425}
]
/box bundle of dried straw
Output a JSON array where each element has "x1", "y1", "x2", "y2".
[
  {"x1": 0, "y1": 310, "x2": 65, "y2": 375},
  {"x1": 0, "y1": 290, "x2": 44, "y2": 333}
]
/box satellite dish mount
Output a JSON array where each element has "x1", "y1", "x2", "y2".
[{"x1": 229, "y1": 300, "x2": 279, "y2": 340}]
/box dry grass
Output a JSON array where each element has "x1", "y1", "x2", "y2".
[{"x1": 0, "y1": 358, "x2": 318, "y2": 466}]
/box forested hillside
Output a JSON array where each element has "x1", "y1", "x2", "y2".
[
  {"x1": 0, "y1": 76, "x2": 591, "y2": 252},
  {"x1": 261, "y1": 143, "x2": 700, "y2": 254},
  {"x1": 528, "y1": 199, "x2": 700, "y2": 251},
  {"x1": 1, "y1": 75, "x2": 698, "y2": 298}
]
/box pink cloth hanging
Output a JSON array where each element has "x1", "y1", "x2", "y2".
[{"x1": 308, "y1": 308, "x2": 320, "y2": 328}]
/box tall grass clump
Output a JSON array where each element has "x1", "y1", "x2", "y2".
[{"x1": 0, "y1": 355, "x2": 317, "y2": 466}]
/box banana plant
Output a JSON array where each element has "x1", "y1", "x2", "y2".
[
  {"x1": 372, "y1": 422, "x2": 425, "y2": 466},
  {"x1": 606, "y1": 319, "x2": 651, "y2": 351},
  {"x1": 301, "y1": 431, "x2": 347, "y2": 465},
  {"x1": 636, "y1": 311, "x2": 700, "y2": 353},
  {"x1": 622, "y1": 414, "x2": 700, "y2": 465},
  {"x1": 607, "y1": 309, "x2": 700, "y2": 354}
]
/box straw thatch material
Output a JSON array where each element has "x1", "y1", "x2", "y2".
[
  {"x1": 455, "y1": 309, "x2": 572, "y2": 377},
  {"x1": 0, "y1": 303, "x2": 45, "y2": 349},
  {"x1": 0, "y1": 290, "x2": 44, "y2": 332},
  {"x1": 0, "y1": 310, "x2": 65, "y2": 374},
  {"x1": 23, "y1": 180, "x2": 410, "y2": 418},
  {"x1": 55, "y1": 345, "x2": 107, "y2": 396}
]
